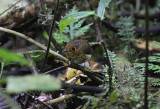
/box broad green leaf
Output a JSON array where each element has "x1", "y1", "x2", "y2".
[
  {"x1": 97, "y1": 0, "x2": 112, "y2": 20},
  {"x1": 0, "y1": 48, "x2": 29, "y2": 66},
  {"x1": 59, "y1": 11, "x2": 95, "y2": 37},
  {"x1": 109, "y1": 91, "x2": 118, "y2": 104},
  {"x1": 7, "y1": 75, "x2": 61, "y2": 93},
  {"x1": 60, "y1": 18, "x2": 76, "y2": 37}
]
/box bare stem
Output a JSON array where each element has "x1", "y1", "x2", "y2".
[
  {"x1": 50, "y1": 92, "x2": 88, "y2": 105},
  {"x1": 0, "y1": 27, "x2": 68, "y2": 62}
]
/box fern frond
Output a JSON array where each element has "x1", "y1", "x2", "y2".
[
  {"x1": 54, "y1": 6, "x2": 92, "y2": 43},
  {"x1": 116, "y1": 16, "x2": 135, "y2": 38},
  {"x1": 75, "y1": 23, "x2": 93, "y2": 37}
]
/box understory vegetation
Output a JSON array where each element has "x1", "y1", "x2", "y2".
[{"x1": 0, "y1": 0, "x2": 160, "y2": 109}]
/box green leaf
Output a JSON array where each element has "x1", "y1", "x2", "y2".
[
  {"x1": 59, "y1": 11, "x2": 95, "y2": 37},
  {"x1": 0, "y1": 88, "x2": 20, "y2": 109},
  {"x1": 0, "y1": 48, "x2": 29, "y2": 66},
  {"x1": 97, "y1": 0, "x2": 112, "y2": 20},
  {"x1": 43, "y1": 30, "x2": 54, "y2": 48},
  {"x1": 60, "y1": 18, "x2": 76, "y2": 37},
  {"x1": 109, "y1": 91, "x2": 118, "y2": 104},
  {"x1": 75, "y1": 23, "x2": 93, "y2": 37},
  {"x1": 7, "y1": 75, "x2": 61, "y2": 93}
]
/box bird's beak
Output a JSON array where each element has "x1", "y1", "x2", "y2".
[{"x1": 63, "y1": 49, "x2": 67, "y2": 52}]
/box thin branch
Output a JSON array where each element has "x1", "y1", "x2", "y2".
[
  {"x1": 94, "y1": 20, "x2": 112, "y2": 93},
  {"x1": 38, "y1": 0, "x2": 62, "y2": 54},
  {"x1": 0, "y1": 27, "x2": 68, "y2": 62},
  {"x1": 24, "y1": 52, "x2": 39, "y2": 75},
  {"x1": 49, "y1": 92, "x2": 88, "y2": 105},
  {"x1": 44, "y1": 66, "x2": 67, "y2": 74},
  {"x1": 40, "y1": 0, "x2": 60, "y2": 72},
  {"x1": 50, "y1": 93, "x2": 77, "y2": 105},
  {"x1": 144, "y1": 0, "x2": 149, "y2": 108},
  {"x1": 62, "y1": 83, "x2": 105, "y2": 93},
  {"x1": 86, "y1": 0, "x2": 112, "y2": 93},
  {"x1": 38, "y1": 0, "x2": 62, "y2": 52}
]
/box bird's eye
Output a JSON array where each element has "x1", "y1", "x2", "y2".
[{"x1": 72, "y1": 47, "x2": 76, "y2": 51}]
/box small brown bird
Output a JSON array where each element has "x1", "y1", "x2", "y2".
[
  {"x1": 62, "y1": 39, "x2": 103, "y2": 84},
  {"x1": 64, "y1": 39, "x2": 92, "y2": 64}
]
